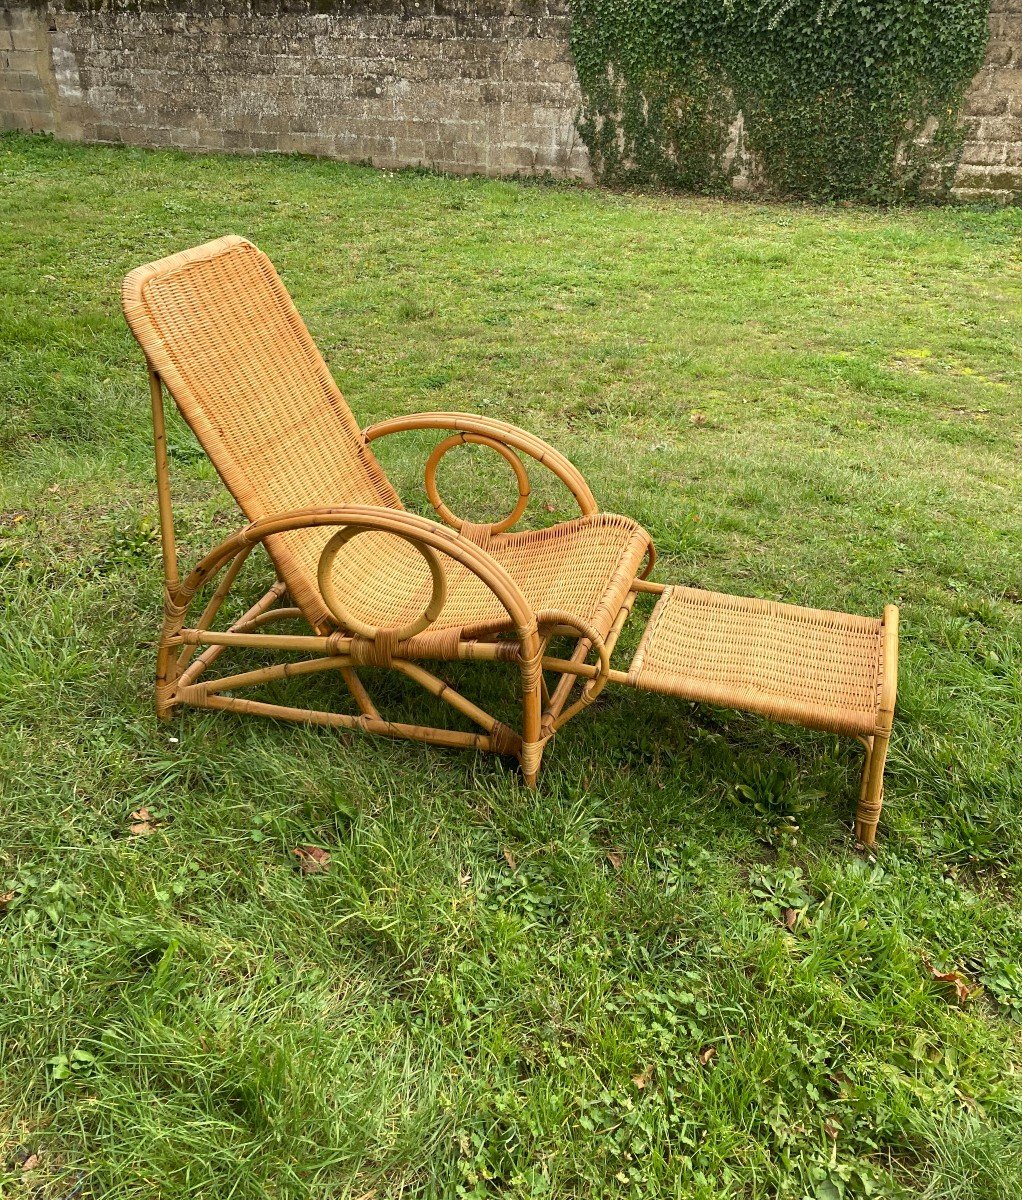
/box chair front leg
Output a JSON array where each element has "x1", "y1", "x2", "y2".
[{"x1": 518, "y1": 624, "x2": 546, "y2": 787}]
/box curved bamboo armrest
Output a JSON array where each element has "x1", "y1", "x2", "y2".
[
  {"x1": 363, "y1": 411, "x2": 598, "y2": 537},
  {"x1": 168, "y1": 504, "x2": 540, "y2": 651}
]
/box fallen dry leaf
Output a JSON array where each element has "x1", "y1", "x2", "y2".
[
  {"x1": 21, "y1": 1155, "x2": 39, "y2": 1172},
  {"x1": 698, "y1": 1045, "x2": 717, "y2": 1067},
  {"x1": 955, "y1": 1086, "x2": 984, "y2": 1116},
  {"x1": 292, "y1": 845, "x2": 331, "y2": 875},
  {"x1": 502, "y1": 846, "x2": 517, "y2": 871},
  {"x1": 606, "y1": 849, "x2": 624, "y2": 870},
  {"x1": 129, "y1": 807, "x2": 156, "y2": 836},
  {"x1": 924, "y1": 959, "x2": 971, "y2": 1005}
]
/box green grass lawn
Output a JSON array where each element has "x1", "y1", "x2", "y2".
[{"x1": 2, "y1": 132, "x2": 1022, "y2": 1199}]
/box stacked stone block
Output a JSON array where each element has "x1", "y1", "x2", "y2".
[
  {"x1": 0, "y1": 4, "x2": 57, "y2": 134},
  {"x1": 956, "y1": 0, "x2": 1022, "y2": 201}
]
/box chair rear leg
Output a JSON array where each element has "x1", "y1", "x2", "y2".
[
  {"x1": 854, "y1": 732, "x2": 889, "y2": 845},
  {"x1": 155, "y1": 635, "x2": 181, "y2": 719}
]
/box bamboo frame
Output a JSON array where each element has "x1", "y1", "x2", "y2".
[{"x1": 125, "y1": 236, "x2": 898, "y2": 843}]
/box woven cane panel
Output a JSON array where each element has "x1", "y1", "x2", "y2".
[
  {"x1": 126, "y1": 237, "x2": 401, "y2": 618},
  {"x1": 322, "y1": 513, "x2": 651, "y2": 647},
  {"x1": 629, "y1": 586, "x2": 885, "y2": 736}
]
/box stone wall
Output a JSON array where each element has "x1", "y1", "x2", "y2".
[
  {"x1": 956, "y1": 0, "x2": 1022, "y2": 201},
  {"x1": 1, "y1": 0, "x2": 1019, "y2": 201},
  {"x1": 0, "y1": 3, "x2": 59, "y2": 136},
  {"x1": 0, "y1": 1, "x2": 591, "y2": 180}
]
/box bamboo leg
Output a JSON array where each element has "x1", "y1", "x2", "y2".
[
  {"x1": 537, "y1": 631, "x2": 553, "y2": 710},
  {"x1": 238, "y1": 606, "x2": 303, "y2": 629},
  {"x1": 183, "y1": 654, "x2": 351, "y2": 698},
  {"x1": 391, "y1": 660, "x2": 520, "y2": 753},
  {"x1": 150, "y1": 366, "x2": 180, "y2": 721},
  {"x1": 194, "y1": 691, "x2": 492, "y2": 751},
  {"x1": 546, "y1": 634, "x2": 592, "y2": 723},
  {"x1": 520, "y1": 737, "x2": 545, "y2": 788},
  {"x1": 155, "y1": 641, "x2": 177, "y2": 721},
  {"x1": 854, "y1": 732, "x2": 889, "y2": 846},
  {"x1": 519, "y1": 628, "x2": 545, "y2": 787},
  {"x1": 856, "y1": 606, "x2": 898, "y2": 846},
  {"x1": 175, "y1": 581, "x2": 288, "y2": 689},
  {"x1": 543, "y1": 592, "x2": 634, "y2": 728},
  {"x1": 174, "y1": 545, "x2": 253, "y2": 675},
  {"x1": 341, "y1": 667, "x2": 380, "y2": 720}
]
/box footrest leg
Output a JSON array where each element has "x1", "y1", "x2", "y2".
[{"x1": 855, "y1": 731, "x2": 889, "y2": 846}]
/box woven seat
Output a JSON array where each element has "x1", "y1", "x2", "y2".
[
  {"x1": 122, "y1": 235, "x2": 898, "y2": 844},
  {"x1": 316, "y1": 513, "x2": 651, "y2": 652},
  {"x1": 628, "y1": 586, "x2": 892, "y2": 738}
]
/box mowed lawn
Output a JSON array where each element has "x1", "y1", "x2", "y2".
[{"x1": 2, "y1": 132, "x2": 1022, "y2": 1199}]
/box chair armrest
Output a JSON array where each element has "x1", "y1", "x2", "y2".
[
  {"x1": 363, "y1": 412, "x2": 599, "y2": 532},
  {"x1": 172, "y1": 504, "x2": 539, "y2": 645}
]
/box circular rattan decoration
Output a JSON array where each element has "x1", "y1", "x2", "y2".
[
  {"x1": 317, "y1": 526, "x2": 447, "y2": 641},
  {"x1": 424, "y1": 434, "x2": 530, "y2": 535}
]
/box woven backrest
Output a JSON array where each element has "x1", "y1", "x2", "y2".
[{"x1": 122, "y1": 236, "x2": 404, "y2": 627}]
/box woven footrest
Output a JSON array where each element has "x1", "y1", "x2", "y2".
[{"x1": 627, "y1": 586, "x2": 897, "y2": 739}]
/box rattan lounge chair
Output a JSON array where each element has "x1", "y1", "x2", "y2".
[{"x1": 122, "y1": 236, "x2": 898, "y2": 843}]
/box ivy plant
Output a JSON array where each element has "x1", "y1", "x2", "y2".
[{"x1": 569, "y1": 0, "x2": 993, "y2": 201}]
